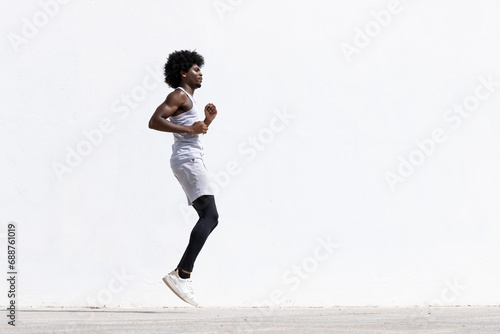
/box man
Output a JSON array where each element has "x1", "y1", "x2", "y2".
[{"x1": 149, "y1": 50, "x2": 218, "y2": 307}]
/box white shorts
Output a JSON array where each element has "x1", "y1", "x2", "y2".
[{"x1": 171, "y1": 158, "x2": 214, "y2": 206}]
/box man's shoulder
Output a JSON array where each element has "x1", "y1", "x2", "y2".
[{"x1": 166, "y1": 88, "x2": 188, "y2": 103}]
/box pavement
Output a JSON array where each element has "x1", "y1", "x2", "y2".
[{"x1": 1, "y1": 306, "x2": 500, "y2": 333}]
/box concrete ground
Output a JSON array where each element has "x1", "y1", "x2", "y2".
[{"x1": 1, "y1": 306, "x2": 500, "y2": 333}]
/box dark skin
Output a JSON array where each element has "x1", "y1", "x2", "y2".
[{"x1": 148, "y1": 64, "x2": 217, "y2": 134}]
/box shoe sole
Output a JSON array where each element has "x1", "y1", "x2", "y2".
[{"x1": 162, "y1": 275, "x2": 198, "y2": 307}]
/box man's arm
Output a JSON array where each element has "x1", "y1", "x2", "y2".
[{"x1": 149, "y1": 92, "x2": 207, "y2": 134}]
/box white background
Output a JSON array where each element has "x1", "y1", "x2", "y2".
[{"x1": 1, "y1": 0, "x2": 500, "y2": 307}]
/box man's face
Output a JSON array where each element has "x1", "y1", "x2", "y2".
[{"x1": 185, "y1": 64, "x2": 203, "y2": 88}]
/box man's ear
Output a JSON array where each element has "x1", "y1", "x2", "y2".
[{"x1": 180, "y1": 70, "x2": 187, "y2": 78}]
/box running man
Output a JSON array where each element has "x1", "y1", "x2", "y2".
[{"x1": 148, "y1": 50, "x2": 218, "y2": 307}]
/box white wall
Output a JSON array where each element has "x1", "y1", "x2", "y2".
[{"x1": 1, "y1": 0, "x2": 500, "y2": 307}]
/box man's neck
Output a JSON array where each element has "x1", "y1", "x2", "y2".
[{"x1": 179, "y1": 84, "x2": 195, "y2": 96}]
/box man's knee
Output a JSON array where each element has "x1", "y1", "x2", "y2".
[
  {"x1": 208, "y1": 209, "x2": 219, "y2": 230},
  {"x1": 208, "y1": 210, "x2": 219, "y2": 229},
  {"x1": 210, "y1": 209, "x2": 219, "y2": 222}
]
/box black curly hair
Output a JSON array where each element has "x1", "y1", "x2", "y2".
[{"x1": 164, "y1": 50, "x2": 205, "y2": 88}]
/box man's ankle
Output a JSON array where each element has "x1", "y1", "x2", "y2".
[{"x1": 178, "y1": 268, "x2": 191, "y2": 279}]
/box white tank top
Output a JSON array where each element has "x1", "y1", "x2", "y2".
[{"x1": 169, "y1": 87, "x2": 204, "y2": 166}]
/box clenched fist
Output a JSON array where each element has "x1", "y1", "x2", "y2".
[
  {"x1": 204, "y1": 103, "x2": 217, "y2": 123},
  {"x1": 190, "y1": 121, "x2": 208, "y2": 134}
]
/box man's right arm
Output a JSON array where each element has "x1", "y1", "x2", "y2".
[{"x1": 148, "y1": 92, "x2": 207, "y2": 134}]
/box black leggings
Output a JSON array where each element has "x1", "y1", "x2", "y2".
[{"x1": 177, "y1": 195, "x2": 219, "y2": 273}]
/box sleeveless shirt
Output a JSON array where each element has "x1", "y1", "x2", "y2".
[{"x1": 169, "y1": 87, "x2": 204, "y2": 166}]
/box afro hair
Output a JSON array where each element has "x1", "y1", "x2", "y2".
[{"x1": 164, "y1": 50, "x2": 205, "y2": 88}]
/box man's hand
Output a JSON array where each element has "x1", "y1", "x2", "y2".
[
  {"x1": 190, "y1": 121, "x2": 208, "y2": 134},
  {"x1": 204, "y1": 103, "x2": 217, "y2": 126}
]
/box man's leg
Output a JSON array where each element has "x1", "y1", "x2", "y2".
[{"x1": 177, "y1": 195, "x2": 219, "y2": 275}]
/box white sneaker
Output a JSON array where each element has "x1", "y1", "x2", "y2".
[{"x1": 162, "y1": 269, "x2": 199, "y2": 307}]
